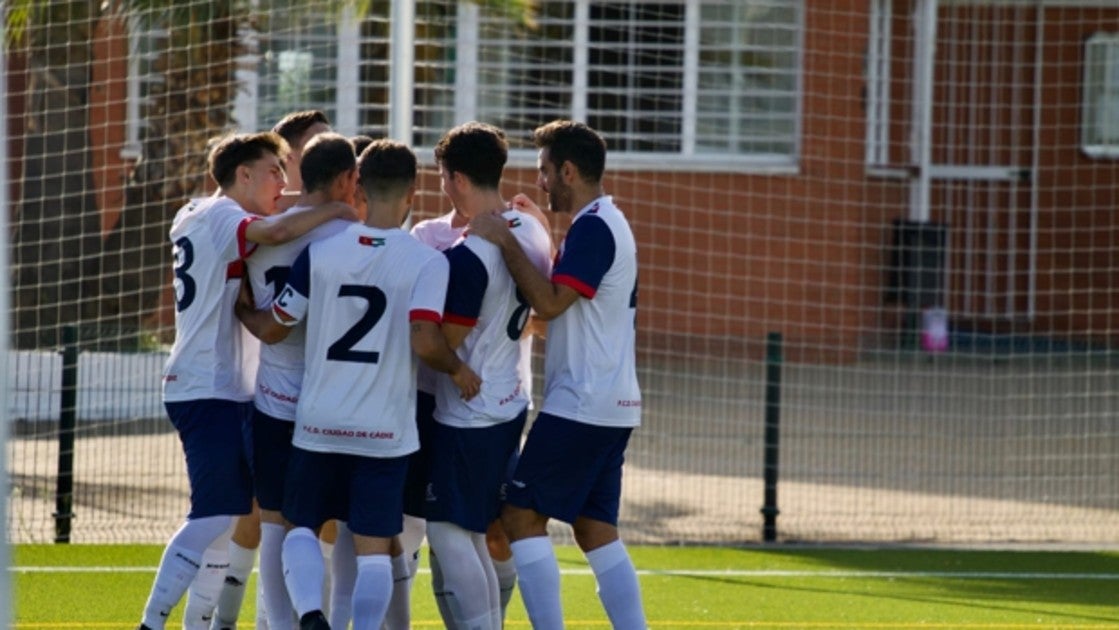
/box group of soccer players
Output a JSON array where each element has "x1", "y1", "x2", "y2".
[{"x1": 138, "y1": 111, "x2": 646, "y2": 630}]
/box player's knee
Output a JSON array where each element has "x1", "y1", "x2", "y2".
[
  {"x1": 572, "y1": 517, "x2": 618, "y2": 553},
  {"x1": 231, "y1": 511, "x2": 262, "y2": 548},
  {"x1": 319, "y1": 519, "x2": 338, "y2": 544},
  {"x1": 485, "y1": 520, "x2": 512, "y2": 560},
  {"x1": 499, "y1": 504, "x2": 547, "y2": 541}
]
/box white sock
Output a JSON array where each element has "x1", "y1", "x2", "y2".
[
  {"x1": 141, "y1": 516, "x2": 233, "y2": 630},
  {"x1": 351, "y1": 555, "x2": 392, "y2": 630},
  {"x1": 329, "y1": 522, "x2": 356, "y2": 630},
  {"x1": 319, "y1": 539, "x2": 334, "y2": 619},
  {"x1": 430, "y1": 548, "x2": 460, "y2": 630},
  {"x1": 259, "y1": 523, "x2": 295, "y2": 630},
  {"x1": 382, "y1": 552, "x2": 412, "y2": 630},
  {"x1": 427, "y1": 521, "x2": 496, "y2": 628},
  {"x1": 510, "y1": 536, "x2": 563, "y2": 630},
  {"x1": 399, "y1": 514, "x2": 426, "y2": 570},
  {"x1": 281, "y1": 528, "x2": 324, "y2": 618},
  {"x1": 211, "y1": 540, "x2": 256, "y2": 629},
  {"x1": 492, "y1": 556, "x2": 517, "y2": 618},
  {"x1": 255, "y1": 577, "x2": 270, "y2": 630},
  {"x1": 473, "y1": 536, "x2": 500, "y2": 630},
  {"x1": 184, "y1": 540, "x2": 229, "y2": 629},
  {"x1": 586, "y1": 540, "x2": 646, "y2": 630}
]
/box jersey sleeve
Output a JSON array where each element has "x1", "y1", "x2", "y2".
[
  {"x1": 442, "y1": 243, "x2": 489, "y2": 327},
  {"x1": 209, "y1": 199, "x2": 261, "y2": 259},
  {"x1": 552, "y1": 214, "x2": 615, "y2": 298},
  {"x1": 508, "y1": 210, "x2": 554, "y2": 279},
  {"x1": 410, "y1": 253, "x2": 449, "y2": 323},
  {"x1": 272, "y1": 245, "x2": 311, "y2": 327}
]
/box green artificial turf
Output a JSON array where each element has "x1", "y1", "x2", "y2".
[{"x1": 11, "y1": 544, "x2": 1119, "y2": 628}]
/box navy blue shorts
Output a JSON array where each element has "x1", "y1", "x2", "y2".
[
  {"x1": 282, "y1": 446, "x2": 408, "y2": 538},
  {"x1": 505, "y1": 412, "x2": 632, "y2": 526},
  {"x1": 403, "y1": 391, "x2": 437, "y2": 518},
  {"x1": 252, "y1": 409, "x2": 295, "y2": 511},
  {"x1": 165, "y1": 399, "x2": 254, "y2": 519},
  {"x1": 498, "y1": 442, "x2": 521, "y2": 504},
  {"x1": 426, "y1": 408, "x2": 527, "y2": 533}
]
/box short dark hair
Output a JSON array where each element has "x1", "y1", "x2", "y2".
[
  {"x1": 433, "y1": 122, "x2": 507, "y2": 189},
  {"x1": 358, "y1": 139, "x2": 417, "y2": 201},
  {"x1": 300, "y1": 133, "x2": 356, "y2": 193},
  {"x1": 350, "y1": 134, "x2": 375, "y2": 158},
  {"x1": 533, "y1": 120, "x2": 606, "y2": 183},
  {"x1": 208, "y1": 132, "x2": 289, "y2": 190},
  {"x1": 271, "y1": 110, "x2": 330, "y2": 147}
]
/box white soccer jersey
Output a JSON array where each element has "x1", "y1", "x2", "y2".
[
  {"x1": 272, "y1": 223, "x2": 448, "y2": 458},
  {"x1": 162, "y1": 196, "x2": 261, "y2": 403},
  {"x1": 435, "y1": 210, "x2": 553, "y2": 428},
  {"x1": 410, "y1": 211, "x2": 467, "y2": 395},
  {"x1": 541, "y1": 196, "x2": 642, "y2": 428},
  {"x1": 245, "y1": 207, "x2": 352, "y2": 420}
]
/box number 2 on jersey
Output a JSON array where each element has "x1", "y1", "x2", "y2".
[{"x1": 327, "y1": 284, "x2": 387, "y2": 363}]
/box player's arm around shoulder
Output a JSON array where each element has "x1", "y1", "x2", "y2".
[
  {"x1": 235, "y1": 276, "x2": 291, "y2": 344},
  {"x1": 243, "y1": 201, "x2": 359, "y2": 246},
  {"x1": 469, "y1": 211, "x2": 577, "y2": 321},
  {"x1": 409, "y1": 251, "x2": 481, "y2": 400},
  {"x1": 411, "y1": 320, "x2": 480, "y2": 400}
]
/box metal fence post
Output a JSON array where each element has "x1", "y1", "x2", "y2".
[
  {"x1": 761, "y1": 332, "x2": 782, "y2": 542},
  {"x1": 55, "y1": 325, "x2": 79, "y2": 543}
]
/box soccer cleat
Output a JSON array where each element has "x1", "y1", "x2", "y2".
[{"x1": 298, "y1": 610, "x2": 330, "y2": 630}]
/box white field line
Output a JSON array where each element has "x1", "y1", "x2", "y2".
[{"x1": 10, "y1": 566, "x2": 1119, "y2": 580}]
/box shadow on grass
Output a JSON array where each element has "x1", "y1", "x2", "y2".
[{"x1": 711, "y1": 546, "x2": 1119, "y2": 619}]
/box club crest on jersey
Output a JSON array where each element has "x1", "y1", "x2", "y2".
[{"x1": 358, "y1": 235, "x2": 385, "y2": 247}]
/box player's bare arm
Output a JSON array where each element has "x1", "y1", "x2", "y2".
[
  {"x1": 411, "y1": 320, "x2": 481, "y2": 400},
  {"x1": 469, "y1": 212, "x2": 579, "y2": 320},
  {"x1": 234, "y1": 278, "x2": 292, "y2": 345},
  {"x1": 441, "y1": 321, "x2": 473, "y2": 350},
  {"x1": 243, "y1": 202, "x2": 358, "y2": 246},
  {"x1": 526, "y1": 315, "x2": 548, "y2": 339}
]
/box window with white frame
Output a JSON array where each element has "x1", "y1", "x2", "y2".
[
  {"x1": 1083, "y1": 33, "x2": 1119, "y2": 158},
  {"x1": 151, "y1": 0, "x2": 803, "y2": 168},
  {"x1": 463, "y1": 0, "x2": 803, "y2": 166},
  {"x1": 253, "y1": 4, "x2": 343, "y2": 132},
  {"x1": 122, "y1": 19, "x2": 165, "y2": 160}
]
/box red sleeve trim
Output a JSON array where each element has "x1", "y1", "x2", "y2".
[
  {"x1": 553, "y1": 273, "x2": 596, "y2": 298},
  {"x1": 238, "y1": 216, "x2": 262, "y2": 258},
  {"x1": 226, "y1": 260, "x2": 245, "y2": 280},
  {"x1": 409, "y1": 309, "x2": 443, "y2": 323},
  {"x1": 443, "y1": 313, "x2": 478, "y2": 328}
]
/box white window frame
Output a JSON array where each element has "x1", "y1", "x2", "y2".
[
  {"x1": 865, "y1": 0, "x2": 901, "y2": 176},
  {"x1": 473, "y1": 0, "x2": 804, "y2": 173},
  {"x1": 1082, "y1": 32, "x2": 1119, "y2": 159},
  {"x1": 122, "y1": 20, "x2": 166, "y2": 161},
  {"x1": 136, "y1": 1, "x2": 803, "y2": 174}
]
